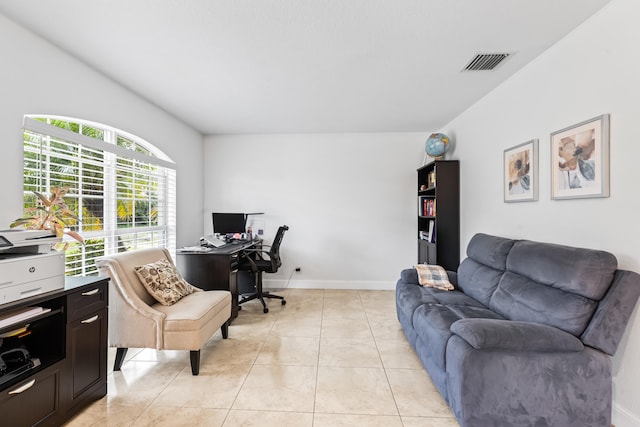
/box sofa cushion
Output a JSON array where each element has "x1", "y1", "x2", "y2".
[
  {"x1": 429, "y1": 290, "x2": 486, "y2": 308},
  {"x1": 489, "y1": 271, "x2": 597, "y2": 336},
  {"x1": 506, "y1": 239, "x2": 617, "y2": 300},
  {"x1": 154, "y1": 290, "x2": 231, "y2": 332},
  {"x1": 466, "y1": 233, "x2": 515, "y2": 271},
  {"x1": 456, "y1": 258, "x2": 505, "y2": 307},
  {"x1": 413, "y1": 304, "x2": 503, "y2": 371},
  {"x1": 415, "y1": 264, "x2": 454, "y2": 290},
  {"x1": 134, "y1": 259, "x2": 196, "y2": 306},
  {"x1": 395, "y1": 281, "x2": 439, "y2": 322},
  {"x1": 396, "y1": 279, "x2": 485, "y2": 327},
  {"x1": 451, "y1": 318, "x2": 584, "y2": 352},
  {"x1": 454, "y1": 234, "x2": 515, "y2": 307}
]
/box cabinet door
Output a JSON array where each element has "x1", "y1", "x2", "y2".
[
  {"x1": 418, "y1": 240, "x2": 437, "y2": 265},
  {"x1": 67, "y1": 308, "x2": 107, "y2": 407},
  {"x1": 0, "y1": 366, "x2": 61, "y2": 427}
]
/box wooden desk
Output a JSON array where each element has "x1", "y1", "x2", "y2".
[{"x1": 176, "y1": 240, "x2": 259, "y2": 322}]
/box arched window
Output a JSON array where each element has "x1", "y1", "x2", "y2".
[{"x1": 22, "y1": 115, "x2": 176, "y2": 275}]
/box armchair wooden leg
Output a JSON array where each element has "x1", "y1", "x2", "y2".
[
  {"x1": 190, "y1": 350, "x2": 201, "y2": 375},
  {"x1": 114, "y1": 347, "x2": 128, "y2": 371},
  {"x1": 221, "y1": 321, "x2": 229, "y2": 339}
]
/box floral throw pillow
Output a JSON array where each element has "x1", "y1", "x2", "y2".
[
  {"x1": 134, "y1": 259, "x2": 196, "y2": 306},
  {"x1": 414, "y1": 264, "x2": 454, "y2": 291}
]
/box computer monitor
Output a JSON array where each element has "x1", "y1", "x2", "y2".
[{"x1": 212, "y1": 212, "x2": 247, "y2": 235}]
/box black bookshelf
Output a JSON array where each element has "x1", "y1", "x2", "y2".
[{"x1": 417, "y1": 160, "x2": 460, "y2": 271}]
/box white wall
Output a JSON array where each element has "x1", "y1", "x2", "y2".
[
  {"x1": 204, "y1": 133, "x2": 425, "y2": 288},
  {"x1": 0, "y1": 14, "x2": 204, "y2": 247},
  {"x1": 442, "y1": 0, "x2": 640, "y2": 424}
]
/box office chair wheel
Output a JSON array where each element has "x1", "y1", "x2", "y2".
[
  {"x1": 281, "y1": 300, "x2": 286, "y2": 305},
  {"x1": 263, "y1": 307, "x2": 269, "y2": 313}
]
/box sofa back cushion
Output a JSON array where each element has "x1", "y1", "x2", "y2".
[
  {"x1": 489, "y1": 240, "x2": 617, "y2": 336},
  {"x1": 456, "y1": 234, "x2": 515, "y2": 306},
  {"x1": 490, "y1": 272, "x2": 598, "y2": 335},
  {"x1": 506, "y1": 240, "x2": 617, "y2": 299}
]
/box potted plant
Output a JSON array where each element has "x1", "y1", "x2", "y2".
[{"x1": 11, "y1": 187, "x2": 84, "y2": 251}]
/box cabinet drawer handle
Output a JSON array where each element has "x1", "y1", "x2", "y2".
[
  {"x1": 8, "y1": 379, "x2": 36, "y2": 395},
  {"x1": 81, "y1": 288, "x2": 100, "y2": 296},
  {"x1": 81, "y1": 315, "x2": 99, "y2": 324}
]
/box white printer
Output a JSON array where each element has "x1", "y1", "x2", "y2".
[{"x1": 0, "y1": 229, "x2": 64, "y2": 306}]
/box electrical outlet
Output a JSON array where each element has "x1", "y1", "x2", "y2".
[{"x1": 295, "y1": 267, "x2": 301, "y2": 272}]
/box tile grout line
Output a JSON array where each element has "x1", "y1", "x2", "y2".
[
  {"x1": 360, "y1": 290, "x2": 406, "y2": 423},
  {"x1": 311, "y1": 288, "x2": 326, "y2": 427},
  {"x1": 222, "y1": 295, "x2": 275, "y2": 424}
]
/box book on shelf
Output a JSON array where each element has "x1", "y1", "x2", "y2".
[
  {"x1": 419, "y1": 220, "x2": 436, "y2": 243},
  {"x1": 427, "y1": 220, "x2": 435, "y2": 243},
  {"x1": 419, "y1": 197, "x2": 436, "y2": 217}
]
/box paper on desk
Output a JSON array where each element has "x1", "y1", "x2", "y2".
[{"x1": 180, "y1": 246, "x2": 210, "y2": 252}]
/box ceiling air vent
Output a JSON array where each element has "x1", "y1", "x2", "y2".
[{"x1": 463, "y1": 53, "x2": 510, "y2": 71}]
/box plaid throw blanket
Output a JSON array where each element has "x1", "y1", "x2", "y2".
[{"x1": 414, "y1": 264, "x2": 454, "y2": 291}]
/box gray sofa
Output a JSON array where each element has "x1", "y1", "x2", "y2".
[{"x1": 396, "y1": 233, "x2": 640, "y2": 427}]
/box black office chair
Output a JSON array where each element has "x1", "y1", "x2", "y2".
[{"x1": 237, "y1": 225, "x2": 289, "y2": 313}]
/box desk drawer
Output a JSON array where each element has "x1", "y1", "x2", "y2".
[
  {"x1": 0, "y1": 365, "x2": 61, "y2": 426},
  {"x1": 67, "y1": 281, "x2": 108, "y2": 322},
  {"x1": 229, "y1": 253, "x2": 239, "y2": 270}
]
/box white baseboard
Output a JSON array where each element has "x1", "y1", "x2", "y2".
[
  {"x1": 613, "y1": 402, "x2": 640, "y2": 427},
  {"x1": 263, "y1": 279, "x2": 396, "y2": 291}
]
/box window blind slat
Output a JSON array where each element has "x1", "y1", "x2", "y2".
[{"x1": 22, "y1": 116, "x2": 175, "y2": 276}]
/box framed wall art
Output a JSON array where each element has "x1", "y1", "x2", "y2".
[
  {"x1": 504, "y1": 139, "x2": 538, "y2": 202},
  {"x1": 551, "y1": 114, "x2": 610, "y2": 200}
]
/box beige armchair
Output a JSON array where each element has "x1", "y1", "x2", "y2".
[{"x1": 96, "y1": 247, "x2": 231, "y2": 375}]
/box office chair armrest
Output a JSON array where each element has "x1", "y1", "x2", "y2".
[
  {"x1": 240, "y1": 248, "x2": 271, "y2": 260},
  {"x1": 239, "y1": 249, "x2": 270, "y2": 272},
  {"x1": 243, "y1": 255, "x2": 258, "y2": 272}
]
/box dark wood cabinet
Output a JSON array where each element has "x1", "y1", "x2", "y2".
[
  {"x1": 64, "y1": 280, "x2": 108, "y2": 418},
  {"x1": 417, "y1": 160, "x2": 460, "y2": 271},
  {"x1": 0, "y1": 277, "x2": 108, "y2": 426}
]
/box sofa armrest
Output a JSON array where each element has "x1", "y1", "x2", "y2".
[
  {"x1": 450, "y1": 318, "x2": 584, "y2": 352},
  {"x1": 580, "y1": 269, "x2": 640, "y2": 355},
  {"x1": 401, "y1": 268, "x2": 458, "y2": 288},
  {"x1": 400, "y1": 268, "x2": 420, "y2": 285}
]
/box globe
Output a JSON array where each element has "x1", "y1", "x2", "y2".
[{"x1": 425, "y1": 133, "x2": 450, "y2": 159}]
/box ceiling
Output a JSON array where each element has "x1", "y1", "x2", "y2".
[{"x1": 0, "y1": 0, "x2": 612, "y2": 135}]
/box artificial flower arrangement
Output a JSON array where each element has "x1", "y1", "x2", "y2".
[{"x1": 11, "y1": 187, "x2": 84, "y2": 251}]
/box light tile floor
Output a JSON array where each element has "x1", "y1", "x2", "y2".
[{"x1": 65, "y1": 289, "x2": 460, "y2": 427}]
